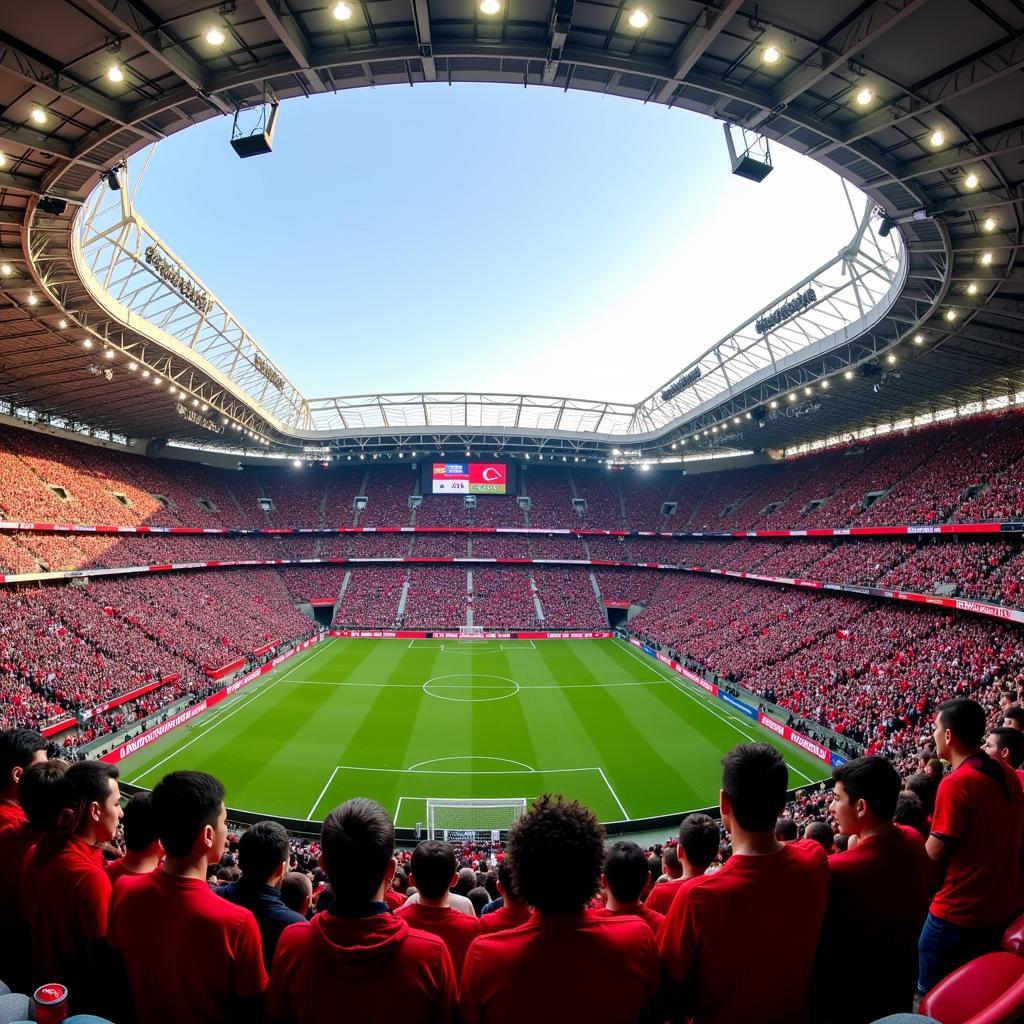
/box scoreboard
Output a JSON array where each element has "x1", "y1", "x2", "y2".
[{"x1": 430, "y1": 462, "x2": 509, "y2": 495}]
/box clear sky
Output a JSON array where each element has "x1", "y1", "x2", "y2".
[{"x1": 130, "y1": 83, "x2": 861, "y2": 404}]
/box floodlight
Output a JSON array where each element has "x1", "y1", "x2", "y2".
[
  {"x1": 480, "y1": 0, "x2": 500, "y2": 13},
  {"x1": 107, "y1": 65, "x2": 124, "y2": 83},
  {"x1": 332, "y1": 1, "x2": 353, "y2": 18},
  {"x1": 929, "y1": 130, "x2": 945, "y2": 147},
  {"x1": 205, "y1": 27, "x2": 226, "y2": 45},
  {"x1": 944, "y1": 310, "x2": 956, "y2": 322},
  {"x1": 30, "y1": 107, "x2": 47, "y2": 125},
  {"x1": 0, "y1": 263, "x2": 10, "y2": 276},
  {"x1": 627, "y1": 9, "x2": 650, "y2": 29},
  {"x1": 0, "y1": 152, "x2": 7, "y2": 168},
  {"x1": 967, "y1": 283, "x2": 978, "y2": 295},
  {"x1": 964, "y1": 172, "x2": 979, "y2": 190},
  {"x1": 982, "y1": 217, "x2": 996, "y2": 232},
  {"x1": 855, "y1": 87, "x2": 872, "y2": 106},
  {"x1": 762, "y1": 45, "x2": 781, "y2": 64},
  {"x1": 980, "y1": 252, "x2": 993, "y2": 266}
]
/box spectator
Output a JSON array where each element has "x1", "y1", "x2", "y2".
[
  {"x1": 919, "y1": 698, "x2": 1024, "y2": 993},
  {"x1": 23, "y1": 760, "x2": 121, "y2": 1014},
  {"x1": 803, "y1": 821, "x2": 836, "y2": 855},
  {"x1": 280, "y1": 871, "x2": 313, "y2": 918},
  {"x1": 775, "y1": 816, "x2": 798, "y2": 841},
  {"x1": 396, "y1": 841, "x2": 481, "y2": 975},
  {"x1": 983, "y1": 726, "x2": 1024, "y2": 783},
  {"x1": 816, "y1": 756, "x2": 931, "y2": 1023},
  {"x1": 267, "y1": 799, "x2": 456, "y2": 1023},
  {"x1": 659, "y1": 744, "x2": 829, "y2": 1024},
  {"x1": 646, "y1": 814, "x2": 719, "y2": 915},
  {"x1": 893, "y1": 792, "x2": 928, "y2": 839},
  {"x1": 218, "y1": 820, "x2": 306, "y2": 970},
  {"x1": 460, "y1": 795, "x2": 659, "y2": 1024},
  {"x1": 105, "y1": 792, "x2": 162, "y2": 886},
  {"x1": 0, "y1": 759, "x2": 68, "y2": 993},
  {"x1": 478, "y1": 860, "x2": 531, "y2": 935},
  {"x1": 1003, "y1": 706, "x2": 1024, "y2": 731},
  {"x1": 108, "y1": 771, "x2": 267, "y2": 1024},
  {"x1": 0, "y1": 728, "x2": 46, "y2": 832},
  {"x1": 467, "y1": 886, "x2": 491, "y2": 917},
  {"x1": 595, "y1": 840, "x2": 664, "y2": 933}
]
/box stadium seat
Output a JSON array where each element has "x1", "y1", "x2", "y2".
[
  {"x1": 1002, "y1": 913, "x2": 1024, "y2": 957},
  {"x1": 919, "y1": 951, "x2": 1024, "y2": 1024}
]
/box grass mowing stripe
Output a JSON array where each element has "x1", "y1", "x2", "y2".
[{"x1": 126, "y1": 639, "x2": 338, "y2": 784}]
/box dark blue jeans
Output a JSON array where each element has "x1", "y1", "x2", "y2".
[{"x1": 917, "y1": 912, "x2": 1004, "y2": 994}]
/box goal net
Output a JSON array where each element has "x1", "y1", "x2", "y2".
[
  {"x1": 458, "y1": 625, "x2": 486, "y2": 640},
  {"x1": 426, "y1": 798, "x2": 527, "y2": 843}
]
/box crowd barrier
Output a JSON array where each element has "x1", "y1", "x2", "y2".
[
  {"x1": 629, "y1": 638, "x2": 846, "y2": 768},
  {"x1": 329, "y1": 629, "x2": 613, "y2": 639}
]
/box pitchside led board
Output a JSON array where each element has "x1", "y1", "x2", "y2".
[{"x1": 427, "y1": 461, "x2": 516, "y2": 495}]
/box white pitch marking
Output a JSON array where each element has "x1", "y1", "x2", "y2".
[
  {"x1": 126, "y1": 639, "x2": 339, "y2": 783},
  {"x1": 406, "y1": 755, "x2": 536, "y2": 772},
  {"x1": 597, "y1": 766, "x2": 630, "y2": 821},
  {"x1": 307, "y1": 766, "x2": 340, "y2": 819},
  {"x1": 330, "y1": 763, "x2": 601, "y2": 776}
]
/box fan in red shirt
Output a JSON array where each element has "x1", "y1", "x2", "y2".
[
  {"x1": 984, "y1": 725, "x2": 1024, "y2": 788},
  {"x1": 0, "y1": 759, "x2": 68, "y2": 994},
  {"x1": 659, "y1": 743, "x2": 829, "y2": 1024},
  {"x1": 460, "y1": 795, "x2": 660, "y2": 1024},
  {"x1": 0, "y1": 728, "x2": 47, "y2": 834},
  {"x1": 814, "y1": 755, "x2": 931, "y2": 1024},
  {"x1": 105, "y1": 790, "x2": 163, "y2": 887},
  {"x1": 396, "y1": 839, "x2": 481, "y2": 974},
  {"x1": 592, "y1": 839, "x2": 664, "y2": 933},
  {"x1": 22, "y1": 760, "x2": 122, "y2": 1016},
  {"x1": 107, "y1": 770, "x2": 267, "y2": 1024},
  {"x1": 646, "y1": 813, "x2": 719, "y2": 916},
  {"x1": 267, "y1": 797, "x2": 457, "y2": 1023},
  {"x1": 919, "y1": 698, "x2": 1024, "y2": 993},
  {"x1": 478, "y1": 860, "x2": 531, "y2": 935}
]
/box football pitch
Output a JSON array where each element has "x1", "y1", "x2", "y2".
[{"x1": 118, "y1": 638, "x2": 831, "y2": 829}]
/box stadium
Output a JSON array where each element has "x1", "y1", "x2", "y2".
[{"x1": 0, "y1": 0, "x2": 1023, "y2": 1021}]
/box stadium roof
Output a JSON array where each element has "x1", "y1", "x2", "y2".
[{"x1": 0, "y1": 0, "x2": 1020, "y2": 461}]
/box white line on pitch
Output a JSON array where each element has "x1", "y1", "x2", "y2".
[
  {"x1": 297, "y1": 679, "x2": 664, "y2": 690},
  {"x1": 328, "y1": 764, "x2": 600, "y2": 776},
  {"x1": 126, "y1": 639, "x2": 339, "y2": 784},
  {"x1": 307, "y1": 766, "x2": 340, "y2": 819},
  {"x1": 614, "y1": 640, "x2": 816, "y2": 785},
  {"x1": 597, "y1": 766, "x2": 630, "y2": 820}
]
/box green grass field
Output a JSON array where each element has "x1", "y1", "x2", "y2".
[{"x1": 118, "y1": 638, "x2": 831, "y2": 828}]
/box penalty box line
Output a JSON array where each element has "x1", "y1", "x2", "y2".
[{"x1": 311, "y1": 764, "x2": 630, "y2": 822}]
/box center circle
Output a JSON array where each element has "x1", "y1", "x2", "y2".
[{"x1": 422, "y1": 673, "x2": 520, "y2": 703}]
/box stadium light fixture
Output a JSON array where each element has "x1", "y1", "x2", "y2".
[
  {"x1": 82, "y1": 339, "x2": 93, "y2": 349},
  {"x1": 787, "y1": 393, "x2": 797, "y2": 402},
  {"x1": 104, "y1": 348, "x2": 114, "y2": 359},
  {"x1": 967, "y1": 282, "x2": 978, "y2": 295},
  {"x1": 106, "y1": 64, "x2": 124, "y2": 83},
  {"x1": 627, "y1": 9, "x2": 650, "y2": 29},
  {"x1": 982, "y1": 216, "x2": 996, "y2": 232},
  {"x1": 820, "y1": 380, "x2": 829, "y2": 389},
  {"x1": 0, "y1": 262, "x2": 11, "y2": 275},
  {"x1": 929, "y1": 129, "x2": 945, "y2": 148},
  {"x1": 803, "y1": 387, "x2": 812, "y2": 396},
  {"x1": 128, "y1": 361, "x2": 138, "y2": 371},
  {"x1": 332, "y1": 1, "x2": 353, "y2": 19},
  {"x1": 142, "y1": 369, "x2": 150, "y2": 378},
  {"x1": 854, "y1": 86, "x2": 873, "y2": 106},
  {"x1": 153, "y1": 377, "x2": 162, "y2": 386},
  {"x1": 671, "y1": 442, "x2": 677, "y2": 449},
  {"x1": 27, "y1": 294, "x2": 38, "y2": 306},
  {"x1": 205, "y1": 27, "x2": 226, "y2": 45},
  {"x1": 761, "y1": 45, "x2": 781, "y2": 64},
  {"x1": 191, "y1": 398, "x2": 199, "y2": 407},
  {"x1": 58, "y1": 318, "x2": 67, "y2": 329},
  {"x1": 886, "y1": 354, "x2": 897, "y2": 364},
  {"x1": 479, "y1": 0, "x2": 500, "y2": 13},
  {"x1": 733, "y1": 417, "x2": 740, "y2": 425},
  {"x1": 844, "y1": 370, "x2": 854, "y2": 380},
  {"x1": 30, "y1": 107, "x2": 47, "y2": 125},
  {"x1": 0, "y1": 152, "x2": 6, "y2": 169},
  {"x1": 963, "y1": 171, "x2": 979, "y2": 190},
  {"x1": 913, "y1": 333, "x2": 924, "y2": 344},
  {"x1": 980, "y1": 251, "x2": 993, "y2": 266},
  {"x1": 292, "y1": 458, "x2": 302, "y2": 468},
  {"x1": 770, "y1": 400, "x2": 778, "y2": 408}
]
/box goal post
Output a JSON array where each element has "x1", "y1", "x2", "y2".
[
  {"x1": 426, "y1": 798, "x2": 527, "y2": 842},
  {"x1": 457, "y1": 625, "x2": 486, "y2": 640}
]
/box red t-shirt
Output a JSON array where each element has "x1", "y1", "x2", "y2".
[
  {"x1": 396, "y1": 901, "x2": 481, "y2": 976},
  {"x1": 22, "y1": 832, "x2": 111, "y2": 995},
  {"x1": 383, "y1": 888, "x2": 405, "y2": 911},
  {"x1": 478, "y1": 902, "x2": 531, "y2": 935},
  {"x1": 104, "y1": 857, "x2": 154, "y2": 888},
  {"x1": 1016, "y1": 768, "x2": 1024, "y2": 789},
  {"x1": 266, "y1": 910, "x2": 457, "y2": 1023},
  {"x1": 108, "y1": 869, "x2": 267, "y2": 1024},
  {"x1": 816, "y1": 826, "x2": 931, "y2": 1023},
  {"x1": 591, "y1": 903, "x2": 665, "y2": 933},
  {"x1": 659, "y1": 840, "x2": 829, "y2": 1024},
  {"x1": 930, "y1": 754, "x2": 1024, "y2": 928},
  {"x1": 460, "y1": 911, "x2": 659, "y2": 1024},
  {"x1": 0, "y1": 799, "x2": 26, "y2": 834},
  {"x1": 645, "y1": 875, "x2": 699, "y2": 915}
]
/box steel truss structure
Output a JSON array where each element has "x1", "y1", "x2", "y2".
[{"x1": 0, "y1": 0, "x2": 1018, "y2": 460}]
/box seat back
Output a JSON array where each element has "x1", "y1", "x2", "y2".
[{"x1": 920, "y1": 952, "x2": 1024, "y2": 1024}]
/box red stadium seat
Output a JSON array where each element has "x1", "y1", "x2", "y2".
[
  {"x1": 1002, "y1": 913, "x2": 1024, "y2": 957},
  {"x1": 919, "y1": 952, "x2": 1024, "y2": 1024}
]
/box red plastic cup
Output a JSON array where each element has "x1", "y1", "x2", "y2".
[{"x1": 33, "y1": 983, "x2": 69, "y2": 1024}]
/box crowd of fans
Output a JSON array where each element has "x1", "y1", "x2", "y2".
[{"x1": 3, "y1": 697, "x2": 1021, "y2": 1023}]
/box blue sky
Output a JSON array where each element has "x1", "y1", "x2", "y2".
[{"x1": 131, "y1": 84, "x2": 859, "y2": 403}]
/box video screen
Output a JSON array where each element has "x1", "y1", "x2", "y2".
[{"x1": 430, "y1": 462, "x2": 509, "y2": 495}]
